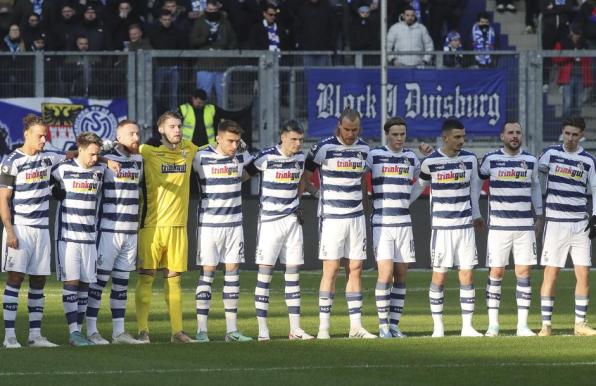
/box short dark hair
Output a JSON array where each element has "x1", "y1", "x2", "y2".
[
  {"x1": 280, "y1": 119, "x2": 304, "y2": 135},
  {"x1": 76, "y1": 132, "x2": 103, "y2": 149},
  {"x1": 383, "y1": 117, "x2": 407, "y2": 133},
  {"x1": 263, "y1": 3, "x2": 277, "y2": 13},
  {"x1": 477, "y1": 11, "x2": 490, "y2": 22},
  {"x1": 402, "y1": 6, "x2": 415, "y2": 13},
  {"x1": 562, "y1": 116, "x2": 586, "y2": 131},
  {"x1": 441, "y1": 118, "x2": 464, "y2": 133},
  {"x1": 501, "y1": 120, "x2": 521, "y2": 133},
  {"x1": 192, "y1": 89, "x2": 208, "y2": 101},
  {"x1": 207, "y1": 0, "x2": 219, "y2": 6},
  {"x1": 218, "y1": 120, "x2": 244, "y2": 135},
  {"x1": 159, "y1": 9, "x2": 172, "y2": 17}
]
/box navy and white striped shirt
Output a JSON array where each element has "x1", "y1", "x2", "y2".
[
  {"x1": 51, "y1": 159, "x2": 104, "y2": 244},
  {"x1": 99, "y1": 148, "x2": 143, "y2": 234},
  {"x1": 366, "y1": 146, "x2": 420, "y2": 227},
  {"x1": 480, "y1": 148, "x2": 542, "y2": 231},
  {"x1": 306, "y1": 136, "x2": 369, "y2": 219},
  {"x1": 251, "y1": 146, "x2": 305, "y2": 222},
  {"x1": 192, "y1": 145, "x2": 253, "y2": 227},
  {"x1": 419, "y1": 149, "x2": 481, "y2": 229},
  {"x1": 0, "y1": 149, "x2": 65, "y2": 228},
  {"x1": 538, "y1": 145, "x2": 596, "y2": 222}
]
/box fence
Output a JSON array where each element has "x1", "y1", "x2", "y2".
[{"x1": 2, "y1": 49, "x2": 596, "y2": 155}]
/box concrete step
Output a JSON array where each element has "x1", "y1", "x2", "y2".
[{"x1": 486, "y1": 0, "x2": 540, "y2": 50}]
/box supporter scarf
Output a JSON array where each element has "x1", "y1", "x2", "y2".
[
  {"x1": 4, "y1": 36, "x2": 22, "y2": 54},
  {"x1": 206, "y1": 20, "x2": 220, "y2": 43},
  {"x1": 412, "y1": 0, "x2": 422, "y2": 20},
  {"x1": 32, "y1": 0, "x2": 43, "y2": 17},
  {"x1": 264, "y1": 19, "x2": 280, "y2": 51},
  {"x1": 472, "y1": 24, "x2": 495, "y2": 65}
]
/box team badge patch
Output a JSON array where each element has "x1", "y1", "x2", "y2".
[
  {"x1": 459, "y1": 161, "x2": 466, "y2": 170},
  {"x1": 520, "y1": 160, "x2": 528, "y2": 170}
]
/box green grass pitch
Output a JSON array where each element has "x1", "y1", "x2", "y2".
[{"x1": 1, "y1": 270, "x2": 596, "y2": 386}]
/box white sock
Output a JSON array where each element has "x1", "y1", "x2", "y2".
[
  {"x1": 196, "y1": 270, "x2": 214, "y2": 333},
  {"x1": 284, "y1": 267, "x2": 301, "y2": 332},
  {"x1": 516, "y1": 277, "x2": 531, "y2": 327},
  {"x1": 110, "y1": 270, "x2": 130, "y2": 337},
  {"x1": 486, "y1": 276, "x2": 502, "y2": 326},
  {"x1": 255, "y1": 267, "x2": 273, "y2": 337}
]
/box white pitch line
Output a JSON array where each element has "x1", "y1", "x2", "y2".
[{"x1": 1, "y1": 362, "x2": 596, "y2": 377}]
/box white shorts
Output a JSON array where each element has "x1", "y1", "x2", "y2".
[
  {"x1": 2, "y1": 225, "x2": 51, "y2": 275},
  {"x1": 373, "y1": 226, "x2": 415, "y2": 263},
  {"x1": 256, "y1": 214, "x2": 304, "y2": 266},
  {"x1": 197, "y1": 226, "x2": 245, "y2": 266},
  {"x1": 56, "y1": 240, "x2": 97, "y2": 283},
  {"x1": 486, "y1": 229, "x2": 537, "y2": 267},
  {"x1": 319, "y1": 216, "x2": 367, "y2": 261},
  {"x1": 97, "y1": 231, "x2": 138, "y2": 272},
  {"x1": 430, "y1": 227, "x2": 477, "y2": 269},
  {"x1": 541, "y1": 220, "x2": 591, "y2": 268}
]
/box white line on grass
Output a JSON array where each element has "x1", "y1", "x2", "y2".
[{"x1": 2, "y1": 362, "x2": 596, "y2": 377}]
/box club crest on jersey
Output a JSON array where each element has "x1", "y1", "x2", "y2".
[
  {"x1": 459, "y1": 161, "x2": 466, "y2": 170},
  {"x1": 403, "y1": 157, "x2": 411, "y2": 166},
  {"x1": 520, "y1": 160, "x2": 528, "y2": 170},
  {"x1": 1, "y1": 165, "x2": 9, "y2": 174},
  {"x1": 578, "y1": 161, "x2": 584, "y2": 172}
]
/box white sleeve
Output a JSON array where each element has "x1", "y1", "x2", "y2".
[
  {"x1": 531, "y1": 160, "x2": 543, "y2": 216},
  {"x1": 470, "y1": 158, "x2": 482, "y2": 220},
  {"x1": 537, "y1": 149, "x2": 550, "y2": 173},
  {"x1": 192, "y1": 152, "x2": 201, "y2": 173},
  {"x1": 241, "y1": 150, "x2": 254, "y2": 166},
  {"x1": 418, "y1": 159, "x2": 431, "y2": 187},
  {"x1": 253, "y1": 153, "x2": 267, "y2": 171},
  {"x1": 589, "y1": 161, "x2": 596, "y2": 216},
  {"x1": 479, "y1": 154, "x2": 490, "y2": 179}
]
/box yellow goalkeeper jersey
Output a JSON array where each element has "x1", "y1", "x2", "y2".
[{"x1": 140, "y1": 139, "x2": 199, "y2": 227}]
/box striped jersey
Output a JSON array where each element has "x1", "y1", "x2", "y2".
[
  {"x1": 51, "y1": 159, "x2": 104, "y2": 244},
  {"x1": 139, "y1": 139, "x2": 199, "y2": 227},
  {"x1": 419, "y1": 149, "x2": 481, "y2": 229},
  {"x1": 479, "y1": 148, "x2": 542, "y2": 231},
  {"x1": 306, "y1": 136, "x2": 369, "y2": 219},
  {"x1": 538, "y1": 145, "x2": 596, "y2": 222},
  {"x1": 0, "y1": 149, "x2": 65, "y2": 228},
  {"x1": 192, "y1": 145, "x2": 253, "y2": 227},
  {"x1": 251, "y1": 146, "x2": 305, "y2": 222},
  {"x1": 366, "y1": 146, "x2": 420, "y2": 227},
  {"x1": 99, "y1": 147, "x2": 143, "y2": 234}
]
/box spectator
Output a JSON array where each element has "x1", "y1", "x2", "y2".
[
  {"x1": 11, "y1": 0, "x2": 58, "y2": 30},
  {"x1": 1, "y1": 23, "x2": 27, "y2": 97},
  {"x1": 221, "y1": 0, "x2": 261, "y2": 49},
  {"x1": 27, "y1": 31, "x2": 46, "y2": 52},
  {"x1": 525, "y1": 0, "x2": 539, "y2": 33},
  {"x1": 49, "y1": 4, "x2": 80, "y2": 51},
  {"x1": 126, "y1": 23, "x2": 151, "y2": 51},
  {"x1": 248, "y1": 3, "x2": 290, "y2": 51},
  {"x1": 161, "y1": 0, "x2": 192, "y2": 36},
  {"x1": 541, "y1": 0, "x2": 575, "y2": 91},
  {"x1": 578, "y1": 0, "x2": 596, "y2": 100},
  {"x1": 443, "y1": 30, "x2": 464, "y2": 68},
  {"x1": 496, "y1": 0, "x2": 516, "y2": 13},
  {"x1": 20, "y1": 12, "x2": 42, "y2": 48},
  {"x1": 189, "y1": 0, "x2": 237, "y2": 106},
  {"x1": 149, "y1": 9, "x2": 185, "y2": 113},
  {"x1": 63, "y1": 35, "x2": 99, "y2": 97},
  {"x1": 387, "y1": 6, "x2": 433, "y2": 67},
  {"x1": 294, "y1": 0, "x2": 337, "y2": 67},
  {"x1": 471, "y1": 12, "x2": 497, "y2": 68},
  {"x1": 1, "y1": 23, "x2": 25, "y2": 53},
  {"x1": 0, "y1": 5, "x2": 12, "y2": 37},
  {"x1": 428, "y1": 0, "x2": 464, "y2": 51},
  {"x1": 75, "y1": 5, "x2": 106, "y2": 51},
  {"x1": 552, "y1": 24, "x2": 592, "y2": 118},
  {"x1": 105, "y1": 0, "x2": 143, "y2": 50},
  {"x1": 348, "y1": 5, "x2": 379, "y2": 51}
]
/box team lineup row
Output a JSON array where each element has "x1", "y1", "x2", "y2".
[{"x1": 0, "y1": 110, "x2": 595, "y2": 348}]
